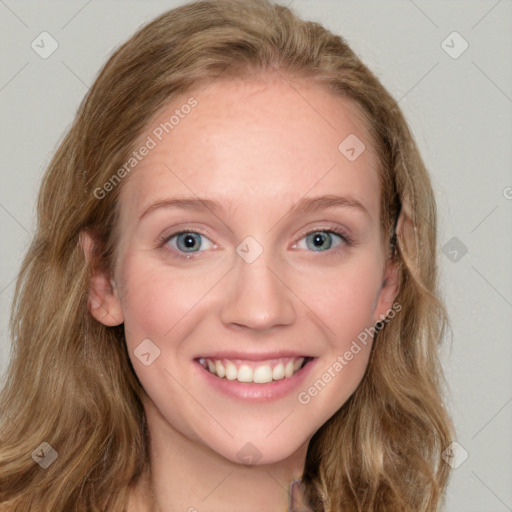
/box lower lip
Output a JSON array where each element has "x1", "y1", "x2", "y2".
[{"x1": 193, "y1": 358, "x2": 317, "y2": 402}]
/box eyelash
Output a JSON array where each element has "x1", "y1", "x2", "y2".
[{"x1": 159, "y1": 227, "x2": 354, "y2": 261}]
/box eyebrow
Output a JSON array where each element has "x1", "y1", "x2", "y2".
[
  {"x1": 138, "y1": 194, "x2": 370, "y2": 221},
  {"x1": 288, "y1": 194, "x2": 370, "y2": 218}
]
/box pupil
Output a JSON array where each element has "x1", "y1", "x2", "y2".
[
  {"x1": 314, "y1": 233, "x2": 325, "y2": 246},
  {"x1": 309, "y1": 231, "x2": 331, "y2": 251},
  {"x1": 178, "y1": 233, "x2": 200, "y2": 251}
]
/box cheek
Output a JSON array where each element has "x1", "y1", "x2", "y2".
[
  {"x1": 291, "y1": 253, "x2": 383, "y2": 341},
  {"x1": 118, "y1": 251, "x2": 212, "y2": 343},
  {"x1": 117, "y1": 251, "x2": 216, "y2": 436},
  {"x1": 290, "y1": 254, "x2": 382, "y2": 410}
]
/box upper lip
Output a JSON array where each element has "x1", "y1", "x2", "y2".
[{"x1": 194, "y1": 351, "x2": 315, "y2": 361}]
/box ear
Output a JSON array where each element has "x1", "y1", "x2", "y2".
[
  {"x1": 79, "y1": 230, "x2": 124, "y2": 326},
  {"x1": 371, "y1": 210, "x2": 410, "y2": 325},
  {"x1": 372, "y1": 255, "x2": 400, "y2": 325}
]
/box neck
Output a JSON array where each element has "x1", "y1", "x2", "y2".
[{"x1": 128, "y1": 399, "x2": 312, "y2": 512}]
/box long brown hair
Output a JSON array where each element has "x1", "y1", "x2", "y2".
[{"x1": 0, "y1": 1, "x2": 454, "y2": 510}]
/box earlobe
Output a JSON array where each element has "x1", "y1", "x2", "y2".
[
  {"x1": 88, "y1": 274, "x2": 124, "y2": 326},
  {"x1": 79, "y1": 230, "x2": 124, "y2": 327}
]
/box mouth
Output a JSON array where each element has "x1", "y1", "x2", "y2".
[{"x1": 196, "y1": 356, "x2": 314, "y2": 384}]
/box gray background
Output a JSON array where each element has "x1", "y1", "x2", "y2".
[{"x1": 1, "y1": 1, "x2": 511, "y2": 510}]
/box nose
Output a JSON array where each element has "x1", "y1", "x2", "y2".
[{"x1": 219, "y1": 248, "x2": 297, "y2": 332}]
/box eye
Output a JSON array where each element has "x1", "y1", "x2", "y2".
[
  {"x1": 293, "y1": 230, "x2": 351, "y2": 252},
  {"x1": 165, "y1": 231, "x2": 215, "y2": 256},
  {"x1": 160, "y1": 227, "x2": 352, "y2": 261}
]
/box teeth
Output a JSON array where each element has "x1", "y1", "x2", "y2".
[
  {"x1": 284, "y1": 360, "x2": 294, "y2": 378},
  {"x1": 253, "y1": 365, "x2": 273, "y2": 383},
  {"x1": 237, "y1": 365, "x2": 253, "y2": 383},
  {"x1": 272, "y1": 363, "x2": 285, "y2": 381},
  {"x1": 199, "y1": 357, "x2": 307, "y2": 383},
  {"x1": 215, "y1": 360, "x2": 226, "y2": 378},
  {"x1": 225, "y1": 361, "x2": 238, "y2": 381}
]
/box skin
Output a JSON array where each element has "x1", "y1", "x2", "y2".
[{"x1": 84, "y1": 72, "x2": 399, "y2": 512}]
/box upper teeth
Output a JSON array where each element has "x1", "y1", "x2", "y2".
[{"x1": 198, "y1": 357, "x2": 306, "y2": 383}]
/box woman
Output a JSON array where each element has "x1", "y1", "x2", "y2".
[{"x1": 0, "y1": 0, "x2": 455, "y2": 510}]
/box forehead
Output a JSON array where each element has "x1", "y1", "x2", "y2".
[{"x1": 120, "y1": 75, "x2": 380, "y2": 221}]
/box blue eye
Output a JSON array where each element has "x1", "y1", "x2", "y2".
[
  {"x1": 166, "y1": 231, "x2": 215, "y2": 256},
  {"x1": 175, "y1": 233, "x2": 201, "y2": 252},
  {"x1": 307, "y1": 231, "x2": 335, "y2": 251},
  {"x1": 296, "y1": 230, "x2": 349, "y2": 252},
  {"x1": 161, "y1": 228, "x2": 352, "y2": 262}
]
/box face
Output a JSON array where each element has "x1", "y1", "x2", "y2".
[{"x1": 88, "y1": 73, "x2": 398, "y2": 466}]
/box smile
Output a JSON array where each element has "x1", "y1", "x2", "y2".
[{"x1": 197, "y1": 356, "x2": 312, "y2": 384}]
